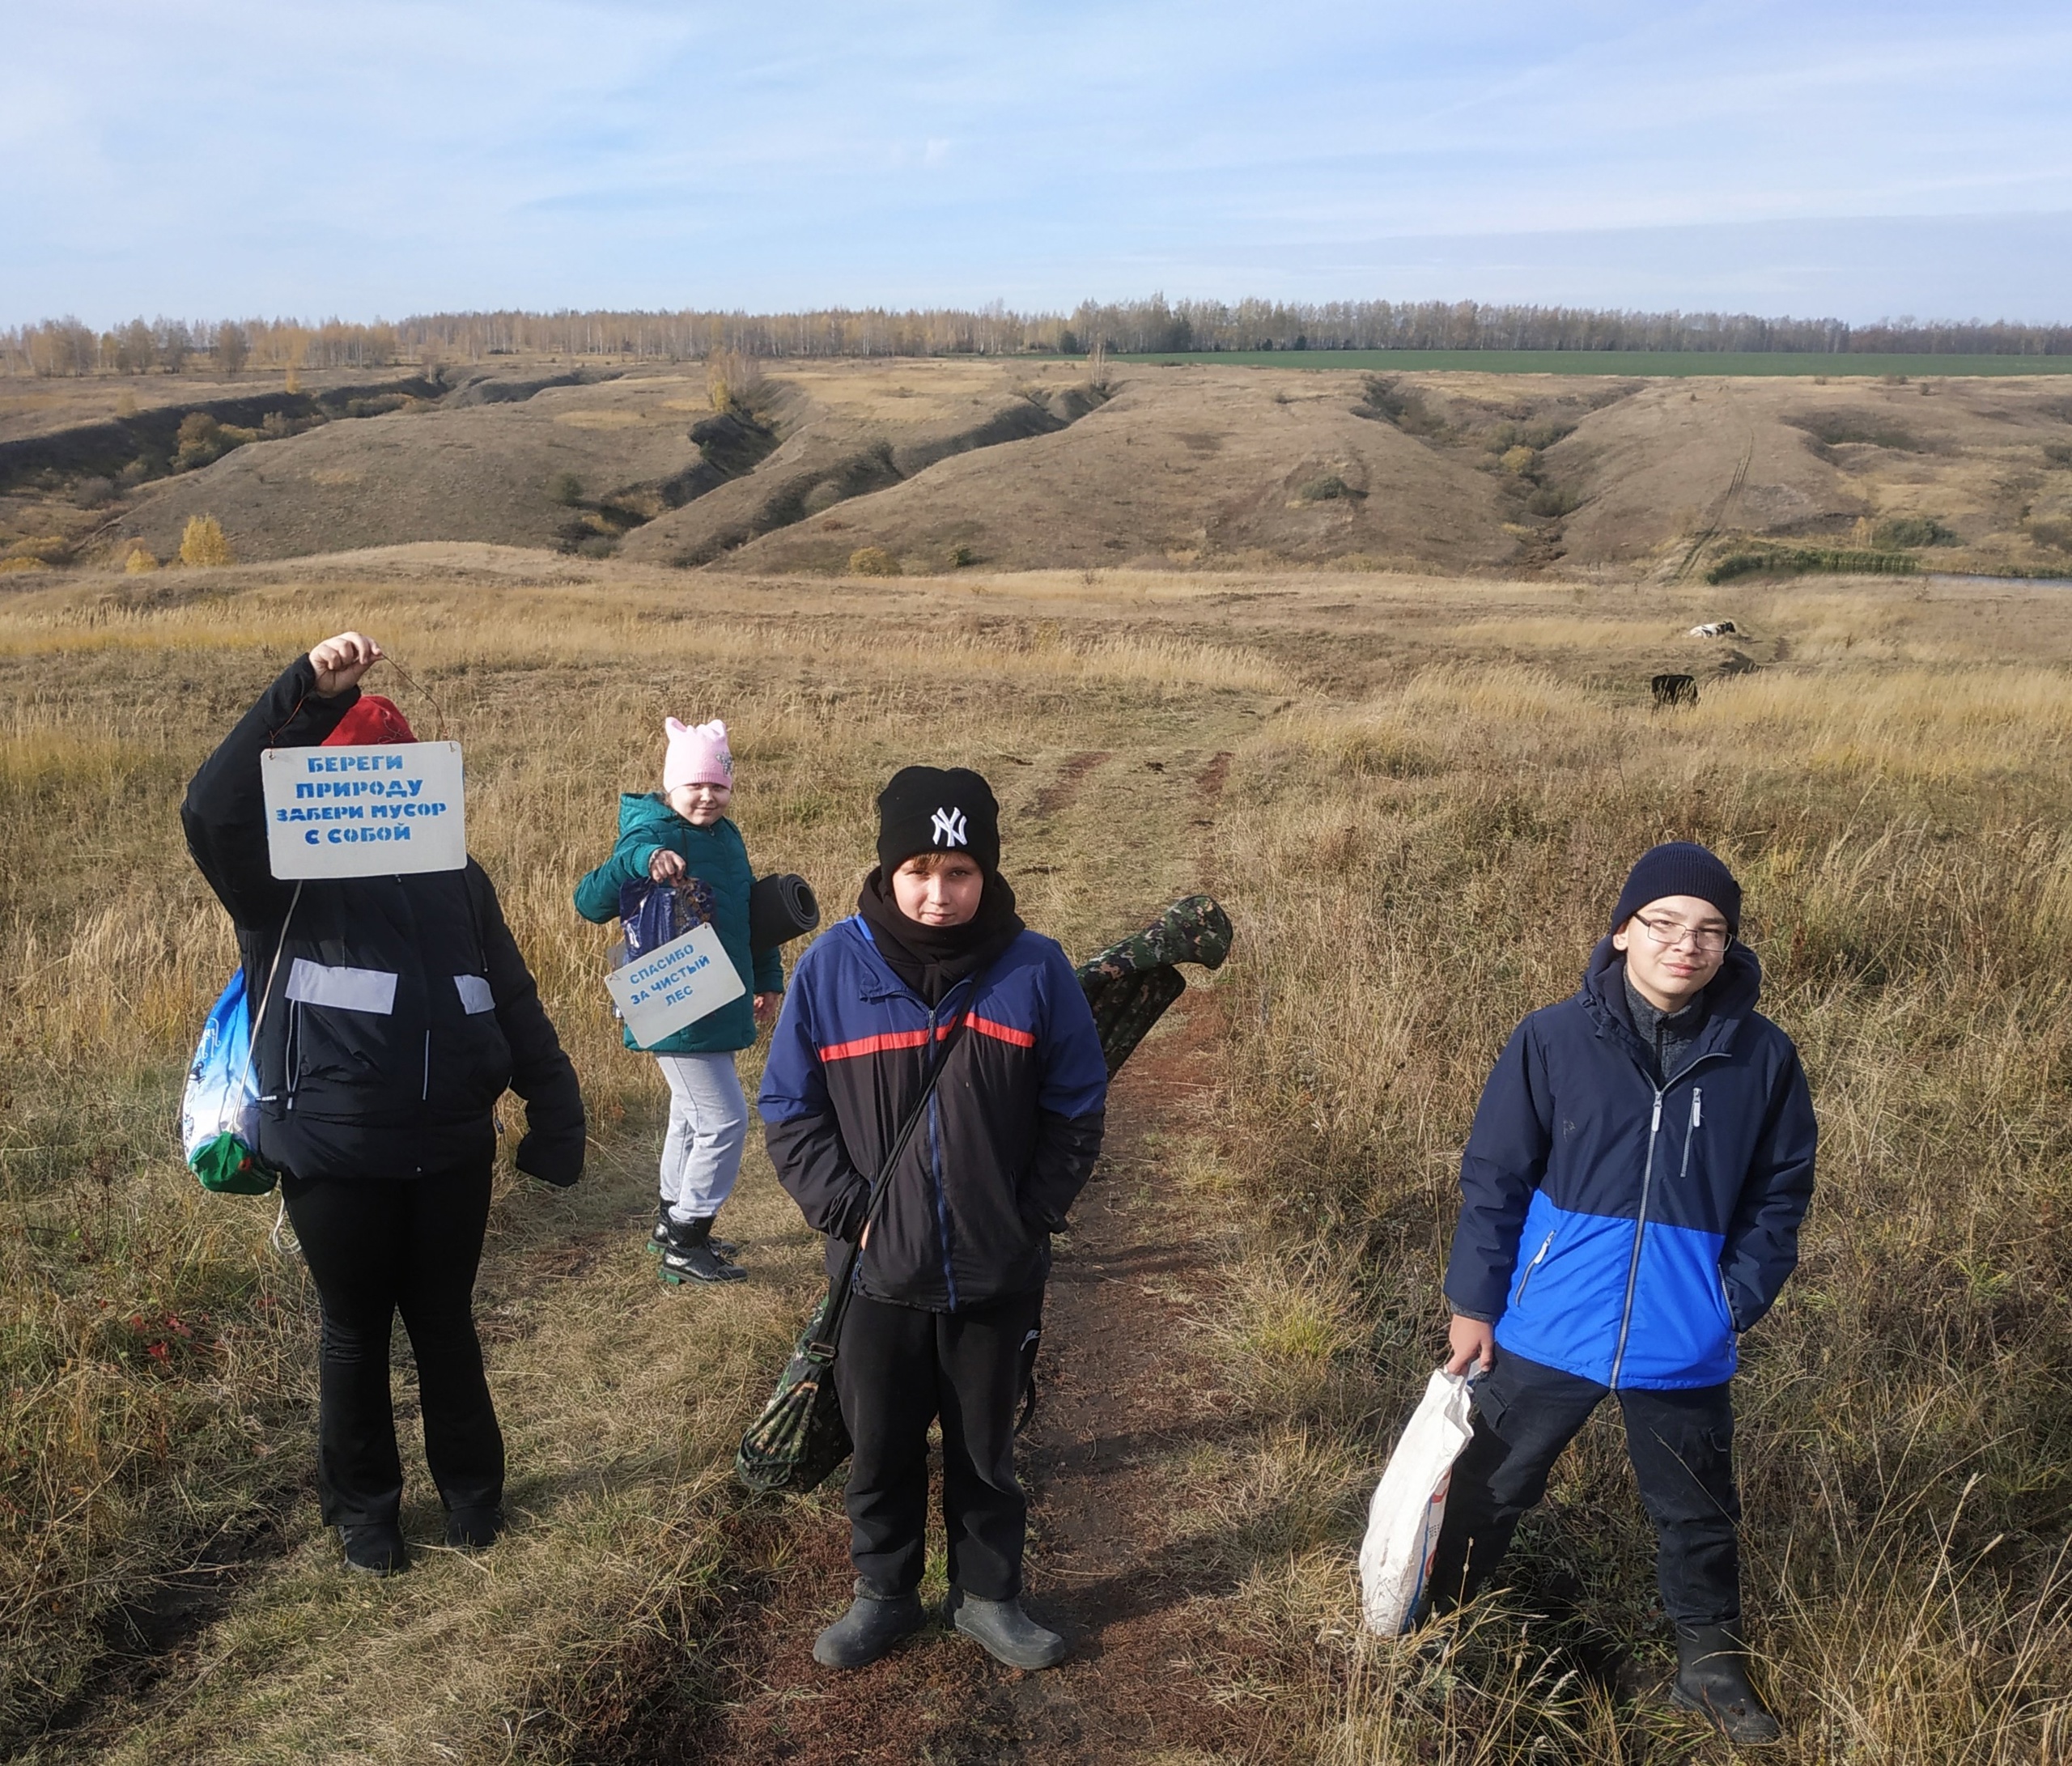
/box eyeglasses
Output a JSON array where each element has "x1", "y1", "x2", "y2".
[{"x1": 1631, "y1": 914, "x2": 1730, "y2": 955}]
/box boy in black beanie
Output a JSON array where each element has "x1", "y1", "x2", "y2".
[
  {"x1": 1429, "y1": 842, "x2": 1816, "y2": 1743},
  {"x1": 758, "y1": 765, "x2": 1108, "y2": 1672}
]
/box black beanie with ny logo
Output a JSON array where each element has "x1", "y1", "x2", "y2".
[{"x1": 876, "y1": 766, "x2": 1001, "y2": 875}]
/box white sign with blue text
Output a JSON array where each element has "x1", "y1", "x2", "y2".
[
  {"x1": 605, "y1": 922, "x2": 746, "y2": 1048},
  {"x1": 260, "y1": 743, "x2": 468, "y2": 878}
]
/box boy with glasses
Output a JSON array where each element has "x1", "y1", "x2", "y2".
[{"x1": 1429, "y1": 843, "x2": 1816, "y2": 1744}]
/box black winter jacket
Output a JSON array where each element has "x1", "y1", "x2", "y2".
[{"x1": 182, "y1": 657, "x2": 586, "y2": 1185}]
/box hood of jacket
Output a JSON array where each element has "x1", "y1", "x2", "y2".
[
  {"x1": 1580, "y1": 935, "x2": 1762, "y2": 1082},
  {"x1": 619, "y1": 791, "x2": 695, "y2": 841}
]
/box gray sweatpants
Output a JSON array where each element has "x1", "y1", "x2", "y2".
[{"x1": 655, "y1": 1051, "x2": 748, "y2": 1222}]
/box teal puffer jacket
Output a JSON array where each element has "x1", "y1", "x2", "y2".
[{"x1": 573, "y1": 794, "x2": 783, "y2": 1055}]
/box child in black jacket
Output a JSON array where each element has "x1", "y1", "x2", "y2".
[{"x1": 758, "y1": 766, "x2": 1106, "y2": 1673}]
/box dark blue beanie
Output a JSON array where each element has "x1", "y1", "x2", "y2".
[{"x1": 1611, "y1": 842, "x2": 1741, "y2": 935}]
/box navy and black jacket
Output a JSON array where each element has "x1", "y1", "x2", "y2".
[
  {"x1": 758, "y1": 915, "x2": 1108, "y2": 1312},
  {"x1": 182, "y1": 657, "x2": 586, "y2": 1187},
  {"x1": 1443, "y1": 939, "x2": 1816, "y2": 1390}
]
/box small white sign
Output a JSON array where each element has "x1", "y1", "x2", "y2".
[
  {"x1": 605, "y1": 921, "x2": 747, "y2": 1048},
  {"x1": 261, "y1": 742, "x2": 467, "y2": 879}
]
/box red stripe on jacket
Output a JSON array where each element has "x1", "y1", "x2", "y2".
[
  {"x1": 819, "y1": 1013, "x2": 1038, "y2": 1063},
  {"x1": 819, "y1": 1026, "x2": 942, "y2": 1063}
]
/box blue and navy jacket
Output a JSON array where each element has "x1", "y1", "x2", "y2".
[
  {"x1": 758, "y1": 915, "x2": 1108, "y2": 1311},
  {"x1": 1444, "y1": 939, "x2": 1817, "y2": 1390}
]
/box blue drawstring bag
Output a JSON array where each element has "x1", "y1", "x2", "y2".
[
  {"x1": 182, "y1": 887, "x2": 299, "y2": 1196},
  {"x1": 617, "y1": 876, "x2": 717, "y2": 958},
  {"x1": 181, "y1": 969, "x2": 278, "y2": 1195},
  {"x1": 605, "y1": 879, "x2": 717, "y2": 1013}
]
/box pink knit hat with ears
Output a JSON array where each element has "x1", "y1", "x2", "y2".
[{"x1": 664, "y1": 718, "x2": 733, "y2": 792}]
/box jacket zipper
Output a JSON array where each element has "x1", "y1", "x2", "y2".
[
  {"x1": 1514, "y1": 1229, "x2": 1557, "y2": 1305},
  {"x1": 1677, "y1": 1090, "x2": 1700, "y2": 1186},
  {"x1": 1608, "y1": 1072, "x2": 1713, "y2": 1387},
  {"x1": 927, "y1": 988, "x2": 960, "y2": 1310},
  {"x1": 1608, "y1": 1092, "x2": 1664, "y2": 1387}
]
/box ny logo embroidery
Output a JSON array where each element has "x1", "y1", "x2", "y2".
[{"x1": 931, "y1": 806, "x2": 968, "y2": 847}]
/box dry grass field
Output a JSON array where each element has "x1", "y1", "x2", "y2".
[{"x1": 4, "y1": 550, "x2": 2072, "y2": 1762}]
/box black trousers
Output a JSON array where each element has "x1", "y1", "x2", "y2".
[
  {"x1": 1426, "y1": 1348, "x2": 1742, "y2": 1629},
  {"x1": 281, "y1": 1163, "x2": 503, "y2": 1528},
  {"x1": 834, "y1": 1288, "x2": 1042, "y2": 1603}
]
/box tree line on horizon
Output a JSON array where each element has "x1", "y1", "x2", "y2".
[{"x1": 6, "y1": 296, "x2": 2069, "y2": 377}]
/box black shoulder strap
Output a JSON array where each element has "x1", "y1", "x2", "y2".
[{"x1": 461, "y1": 859, "x2": 494, "y2": 971}]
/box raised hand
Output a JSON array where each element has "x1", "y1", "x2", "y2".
[{"x1": 308, "y1": 631, "x2": 384, "y2": 698}]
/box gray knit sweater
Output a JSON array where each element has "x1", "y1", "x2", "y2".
[{"x1": 1623, "y1": 967, "x2": 1709, "y2": 1085}]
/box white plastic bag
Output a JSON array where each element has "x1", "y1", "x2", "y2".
[{"x1": 1358, "y1": 1368, "x2": 1477, "y2": 1634}]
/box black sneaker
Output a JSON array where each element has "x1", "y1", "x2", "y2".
[
  {"x1": 444, "y1": 1506, "x2": 503, "y2": 1550},
  {"x1": 813, "y1": 1581, "x2": 925, "y2": 1669},
  {"x1": 340, "y1": 1522, "x2": 409, "y2": 1577},
  {"x1": 661, "y1": 1216, "x2": 746, "y2": 1284}
]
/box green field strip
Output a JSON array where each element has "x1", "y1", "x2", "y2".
[{"x1": 1113, "y1": 350, "x2": 2072, "y2": 377}]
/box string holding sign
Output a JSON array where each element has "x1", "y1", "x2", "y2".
[{"x1": 260, "y1": 742, "x2": 468, "y2": 879}]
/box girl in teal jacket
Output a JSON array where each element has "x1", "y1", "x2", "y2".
[{"x1": 574, "y1": 719, "x2": 782, "y2": 1282}]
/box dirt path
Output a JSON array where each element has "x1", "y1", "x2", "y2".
[{"x1": 682, "y1": 1000, "x2": 1252, "y2": 1766}]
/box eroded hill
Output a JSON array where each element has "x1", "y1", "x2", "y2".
[{"x1": 10, "y1": 356, "x2": 2072, "y2": 582}]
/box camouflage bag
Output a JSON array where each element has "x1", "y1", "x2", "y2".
[
  {"x1": 733, "y1": 1290, "x2": 853, "y2": 1496},
  {"x1": 1076, "y1": 894, "x2": 1234, "y2": 1074},
  {"x1": 736, "y1": 993, "x2": 984, "y2": 1495}
]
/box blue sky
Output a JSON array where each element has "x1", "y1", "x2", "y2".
[{"x1": 5, "y1": 0, "x2": 2069, "y2": 326}]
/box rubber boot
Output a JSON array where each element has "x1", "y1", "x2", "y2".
[
  {"x1": 661, "y1": 1214, "x2": 745, "y2": 1284},
  {"x1": 1672, "y1": 1623, "x2": 1781, "y2": 1744},
  {"x1": 946, "y1": 1586, "x2": 1067, "y2": 1670},
  {"x1": 444, "y1": 1505, "x2": 503, "y2": 1550},
  {"x1": 812, "y1": 1579, "x2": 925, "y2": 1669},
  {"x1": 339, "y1": 1521, "x2": 409, "y2": 1577},
  {"x1": 651, "y1": 1200, "x2": 735, "y2": 1259}
]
